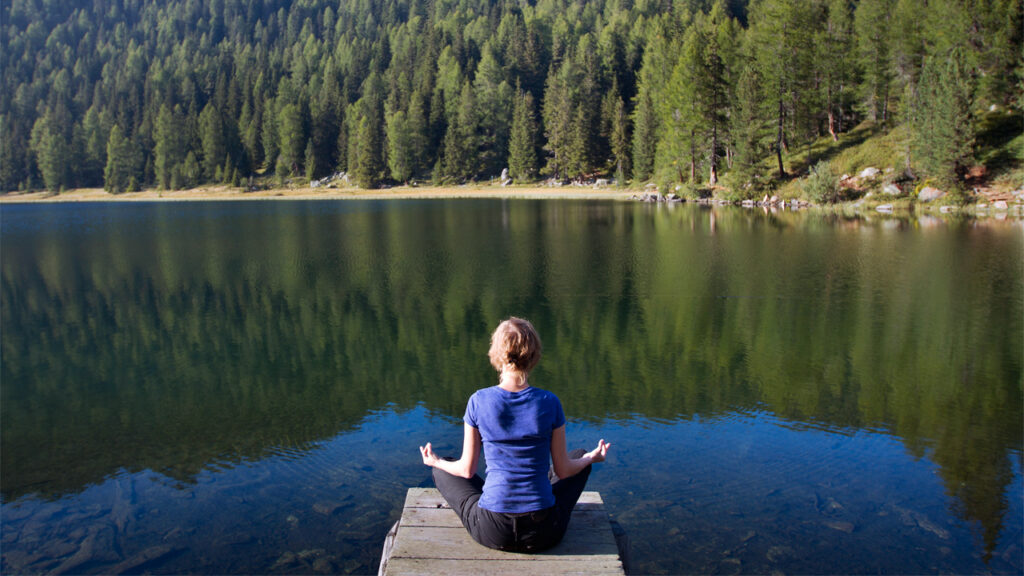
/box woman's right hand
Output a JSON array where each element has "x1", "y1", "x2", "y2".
[
  {"x1": 419, "y1": 442, "x2": 440, "y2": 467},
  {"x1": 585, "y1": 439, "x2": 611, "y2": 463}
]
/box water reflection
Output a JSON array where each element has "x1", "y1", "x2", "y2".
[{"x1": 1, "y1": 200, "x2": 1021, "y2": 573}]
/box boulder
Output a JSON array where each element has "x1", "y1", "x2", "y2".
[
  {"x1": 918, "y1": 186, "x2": 945, "y2": 202},
  {"x1": 876, "y1": 204, "x2": 894, "y2": 213},
  {"x1": 859, "y1": 167, "x2": 881, "y2": 179},
  {"x1": 882, "y1": 184, "x2": 901, "y2": 195},
  {"x1": 993, "y1": 200, "x2": 1009, "y2": 210}
]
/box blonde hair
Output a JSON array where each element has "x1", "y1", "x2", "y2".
[{"x1": 488, "y1": 317, "x2": 542, "y2": 375}]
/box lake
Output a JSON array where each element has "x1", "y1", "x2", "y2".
[{"x1": 1, "y1": 199, "x2": 1021, "y2": 574}]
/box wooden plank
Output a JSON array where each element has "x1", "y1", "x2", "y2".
[
  {"x1": 398, "y1": 506, "x2": 612, "y2": 529},
  {"x1": 383, "y1": 489, "x2": 625, "y2": 576},
  {"x1": 403, "y1": 488, "x2": 604, "y2": 509},
  {"x1": 383, "y1": 557, "x2": 625, "y2": 575}
]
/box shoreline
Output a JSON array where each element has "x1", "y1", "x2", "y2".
[
  {"x1": 0, "y1": 185, "x2": 635, "y2": 203},
  {"x1": 2, "y1": 185, "x2": 1020, "y2": 221}
]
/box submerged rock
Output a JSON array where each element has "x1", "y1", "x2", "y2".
[
  {"x1": 824, "y1": 520, "x2": 855, "y2": 533},
  {"x1": 313, "y1": 501, "x2": 343, "y2": 516}
]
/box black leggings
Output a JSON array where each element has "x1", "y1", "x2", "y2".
[{"x1": 432, "y1": 449, "x2": 591, "y2": 553}]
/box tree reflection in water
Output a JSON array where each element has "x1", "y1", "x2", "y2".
[{"x1": 2, "y1": 200, "x2": 1020, "y2": 566}]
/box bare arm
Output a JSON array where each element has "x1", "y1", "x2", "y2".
[
  {"x1": 419, "y1": 423, "x2": 481, "y2": 479},
  {"x1": 550, "y1": 425, "x2": 610, "y2": 480}
]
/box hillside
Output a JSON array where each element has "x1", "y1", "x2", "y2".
[{"x1": 2, "y1": 0, "x2": 1021, "y2": 198}]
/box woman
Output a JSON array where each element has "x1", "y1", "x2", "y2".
[{"x1": 419, "y1": 317, "x2": 611, "y2": 552}]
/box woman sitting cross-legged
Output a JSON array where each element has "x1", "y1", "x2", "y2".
[{"x1": 419, "y1": 317, "x2": 611, "y2": 552}]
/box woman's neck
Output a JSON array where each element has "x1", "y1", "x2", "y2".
[{"x1": 498, "y1": 370, "x2": 529, "y2": 392}]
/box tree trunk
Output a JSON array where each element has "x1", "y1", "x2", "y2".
[
  {"x1": 709, "y1": 124, "x2": 718, "y2": 186},
  {"x1": 776, "y1": 99, "x2": 786, "y2": 178},
  {"x1": 689, "y1": 128, "x2": 696, "y2": 183},
  {"x1": 827, "y1": 84, "x2": 838, "y2": 141}
]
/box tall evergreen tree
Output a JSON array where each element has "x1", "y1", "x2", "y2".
[
  {"x1": 200, "y1": 103, "x2": 227, "y2": 181},
  {"x1": 509, "y1": 88, "x2": 540, "y2": 182},
  {"x1": 631, "y1": 88, "x2": 657, "y2": 182},
  {"x1": 854, "y1": 0, "x2": 895, "y2": 124},
  {"x1": 386, "y1": 109, "x2": 415, "y2": 183},
  {"x1": 155, "y1": 104, "x2": 188, "y2": 189},
  {"x1": 104, "y1": 124, "x2": 135, "y2": 193},
  {"x1": 29, "y1": 107, "x2": 73, "y2": 192},
  {"x1": 910, "y1": 47, "x2": 975, "y2": 189}
]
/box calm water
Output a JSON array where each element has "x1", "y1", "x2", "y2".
[{"x1": 1, "y1": 199, "x2": 1021, "y2": 575}]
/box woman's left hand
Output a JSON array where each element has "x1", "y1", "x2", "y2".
[
  {"x1": 585, "y1": 438, "x2": 611, "y2": 463},
  {"x1": 419, "y1": 442, "x2": 440, "y2": 467}
]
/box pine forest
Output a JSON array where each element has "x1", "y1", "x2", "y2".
[{"x1": 2, "y1": 0, "x2": 1021, "y2": 196}]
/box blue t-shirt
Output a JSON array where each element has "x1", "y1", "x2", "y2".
[{"x1": 464, "y1": 386, "x2": 566, "y2": 513}]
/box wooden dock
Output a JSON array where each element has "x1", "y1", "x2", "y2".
[{"x1": 379, "y1": 488, "x2": 627, "y2": 575}]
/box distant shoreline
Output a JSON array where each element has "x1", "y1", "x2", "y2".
[{"x1": 0, "y1": 185, "x2": 635, "y2": 204}]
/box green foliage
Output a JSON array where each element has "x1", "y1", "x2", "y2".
[
  {"x1": 508, "y1": 88, "x2": 540, "y2": 182},
  {"x1": 910, "y1": 48, "x2": 976, "y2": 189},
  {"x1": 104, "y1": 124, "x2": 134, "y2": 193},
  {"x1": 802, "y1": 160, "x2": 840, "y2": 203},
  {"x1": 2, "y1": 0, "x2": 1019, "y2": 192}
]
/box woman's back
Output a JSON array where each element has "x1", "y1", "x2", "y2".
[{"x1": 465, "y1": 385, "x2": 565, "y2": 513}]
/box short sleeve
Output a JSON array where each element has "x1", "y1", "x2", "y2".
[
  {"x1": 464, "y1": 392, "x2": 479, "y2": 428},
  {"x1": 551, "y1": 393, "x2": 566, "y2": 430}
]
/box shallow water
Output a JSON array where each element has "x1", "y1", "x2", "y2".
[{"x1": 2, "y1": 200, "x2": 1021, "y2": 574}]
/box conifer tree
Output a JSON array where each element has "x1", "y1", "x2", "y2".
[
  {"x1": 542, "y1": 59, "x2": 574, "y2": 179},
  {"x1": 508, "y1": 88, "x2": 540, "y2": 182},
  {"x1": 854, "y1": 0, "x2": 895, "y2": 123},
  {"x1": 910, "y1": 47, "x2": 975, "y2": 189},
  {"x1": 277, "y1": 102, "x2": 305, "y2": 176},
  {"x1": 104, "y1": 124, "x2": 134, "y2": 193},
  {"x1": 730, "y1": 62, "x2": 769, "y2": 187},
  {"x1": 386, "y1": 109, "x2": 415, "y2": 183},
  {"x1": 631, "y1": 88, "x2": 657, "y2": 182},
  {"x1": 262, "y1": 97, "x2": 279, "y2": 172},
  {"x1": 609, "y1": 94, "x2": 631, "y2": 183},
  {"x1": 200, "y1": 103, "x2": 227, "y2": 181},
  {"x1": 29, "y1": 107, "x2": 73, "y2": 192},
  {"x1": 155, "y1": 104, "x2": 188, "y2": 189},
  {"x1": 820, "y1": 0, "x2": 855, "y2": 140}
]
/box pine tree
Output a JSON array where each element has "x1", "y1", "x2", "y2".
[
  {"x1": 542, "y1": 59, "x2": 574, "y2": 179},
  {"x1": 854, "y1": 0, "x2": 895, "y2": 123},
  {"x1": 730, "y1": 63, "x2": 769, "y2": 187},
  {"x1": 200, "y1": 103, "x2": 227, "y2": 181},
  {"x1": 29, "y1": 107, "x2": 73, "y2": 192},
  {"x1": 631, "y1": 88, "x2": 657, "y2": 182},
  {"x1": 386, "y1": 109, "x2": 414, "y2": 183},
  {"x1": 748, "y1": 0, "x2": 815, "y2": 177},
  {"x1": 473, "y1": 48, "x2": 513, "y2": 177},
  {"x1": 155, "y1": 104, "x2": 188, "y2": 189},
  {"x1": 508, "y1": 88, "x2": 539, "y2": 182},
  {"x1": 609, "y1": 94, "x2": 631, "y2": 183},
  {"x1": 910, "y1": 47, "x2": 975, "y2": 189},
  {"x1": 277, "y1": 102, "x2": 305, "y2": 176},
  {"x1": 104, "y1": 124, "x2": 134, "y2": 193},
  {"x1": 262, "y1": 97, "x2": 279, "y2": 172},
  {"x1": 304, "y1": 140, "x2": 317, "y2": 180},
  {"x1": 352, "y1": 116, "x2": 380, "y2": 188},
  {"x1": 820, "y1": 0, "x2": 855, "y2": 140}
]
